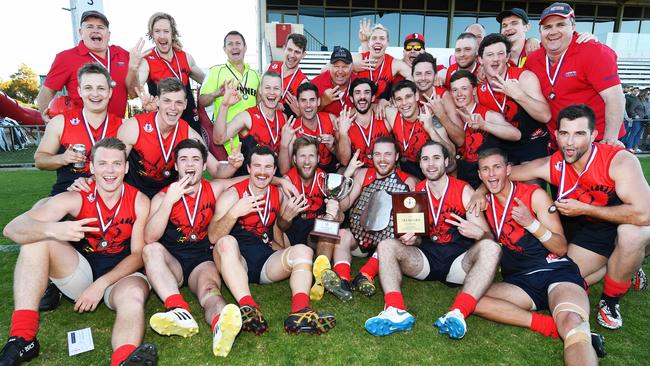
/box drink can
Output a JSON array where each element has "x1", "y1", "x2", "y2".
[{"x1": 73, "y1": 144, "x2": 87, "y2": 169}]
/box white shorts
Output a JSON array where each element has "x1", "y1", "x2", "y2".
[{"x1": 50, "y1": 251, "x2": 149, "y2": 310}]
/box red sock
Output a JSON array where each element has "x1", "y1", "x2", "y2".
[
  {"x1": 291, "y1": 292, "x2": 310, "y2": 312},
  {"x1": 359, "y1": 255, "x2": 379, "y2": 280},
  {"x1": 111, "y1": 344, "x2": 137, "y2": 366},
  {"x1": 384, "y1": 292, "x2": 406, "y2": 310},
  {"x1": 163, "y1": 294, "x2": 190, "y2": 312},
  {"x1": 450, "y1": 292, "x2": 477, "y2": 318},
  {"x1": 9, "y1": 310, "x2": 39, "y2": 340},
  {"x1": 602, "y1": 274, "x2": 631, "y2": 298},
  {"x1": 530, "y1": 313, "x2": 559, "y2": 339},
  {"x1": 333, "y1": 262, "x2": 351, "y2": 282},
  {"x1": 237, "y1": 295, "x2": 259, "y2": 308},
  {"x1": 211, "y1": 313, "x2": 221, "y2": 333}
]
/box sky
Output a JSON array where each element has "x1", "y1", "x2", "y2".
[{"x1": 0, "y1": 0, "x2": 260, "y2": 81}]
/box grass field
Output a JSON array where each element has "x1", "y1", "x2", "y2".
[{"x1": 1, "y1": 162, "x2": 650, "y2": 366}]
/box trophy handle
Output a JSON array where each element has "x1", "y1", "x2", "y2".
[{"x1": 338, "y1": 176, "x2": 354, "y2": 200}]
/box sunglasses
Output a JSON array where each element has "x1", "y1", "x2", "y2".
[{"x1": 404, "y1": 44, "x2": 423, "y2": 51}]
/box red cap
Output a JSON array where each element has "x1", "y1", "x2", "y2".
[{"x1": 404, "y1": 33, "x2": 425, "y2": 47}]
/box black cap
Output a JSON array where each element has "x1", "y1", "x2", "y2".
[
  {"x1": 497, "y1": 8, "x2": 529, "y2": 24},
  {"x1": 540, "y1": 2, "x2": 575, "y2": 24},
  {"x1": 330, "y1": 47, "x2": 353, "y2": 64},
  {"x1": 80, "y1": 10, "x2": 109, "y2": 27}
]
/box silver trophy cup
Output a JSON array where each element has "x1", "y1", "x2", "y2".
[{"x1": 311, "y1": 173, "x2": 353, "y2": 239}]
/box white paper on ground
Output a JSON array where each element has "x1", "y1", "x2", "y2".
[{"x1": 67, "y1": 327, "x2": 94, "y2": 356}]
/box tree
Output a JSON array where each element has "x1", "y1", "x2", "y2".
[{"x1": 1, "y1": 64, "x2": 39, "y2": 104}]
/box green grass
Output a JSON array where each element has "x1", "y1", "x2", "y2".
[{"x1": 1, "y1": 160, "x2": 650, "y2": 365}]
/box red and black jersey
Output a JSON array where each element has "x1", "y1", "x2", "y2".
[
  {"x1": 362, "y1": 167, "x2": 411, "y2": 188},
  {"x1": 231, "y1": 179, "x2": 281, "y2": 241},
  {"x1": 549, "y1": 143, "x2": 623, "y2": 224},
  {"x1": 292, "y1": 112, "x2": 338, "y2": 172},
  {"x1": 486, "y1": 182, "x2": 571, "y2": 276},
  {"x1": 461, "y1": 104, "x2": 499, "y2": 163},
  {"x1": 74, "y1": 181, "x2": 138, "y2": 257},
  {"x1": 285, "y1": 167, "x2": 326, "y2": 219},
  {"x1": 52, "y1": 108, "x2": 122, "y2": 196},
  {"x1": 160, "y1": 179, "x2": 216, "y2": 247},
  {"x1": 144, "y1": 49, "x2": 199, "y2": 131},
  {"x1": 240, "y1": 106, "x2": 287, "y2": 155},
  {"x1": 477, "y1": 67, "x2": 549, "y2": 147},
  {"x1": 418, "y1": 86, "x2": 447, "y2": 106},
  {"x1": 349, "y1": 115, "x2": 391, "y2": 167},
  {"x1": 416, "y1": 176, "x2": 473, "y2": 247},
  {"x1": 392, "y1": 112, "x2": 430, "y2": 162},
  {"x1": 268, "y1": 61, "x2": 308, "y2": 104},
  {"x1": 126, "y1": 112, "x2": 190, "y2": 198},
  {"x1": 445, "y1": 62, "x2": 480, "y2": 89},
  {"x1": 311, "y1": 70, "x2": 357, "y2": 116},
  {"x1": 358, "y1": 52, "x2": 395, "y2": 99}
]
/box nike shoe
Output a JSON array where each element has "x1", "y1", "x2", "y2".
[
  {"x1": 591, "y1": 332, "x2": 607, "y2": 358},
  {"x1": 632, "y1": 267, "x2": 647, "y2": 291},
  {"x1": 322, "y1": 269, "x2": 353, "y2": 302},
  {"x1": 434, "y1": 309, "x2": 467, "y2": 339},
  {"x1": 149, "y1": 308, "x2": 199, "y2": 337},
  {"x1": 310, "y1": 255, "x2": 331, "y2": 301},
  {"x1": 284, "y1": 307, "x2": 336, "y2": 335},
  {"x1": 352, "y1": 272, "x2": 376, "y2": 297},
  {"x1": 120, "y1": 343, "x2": 158, "y2": 366},
  {"x1": 38, "y1": 282, "x2": 61, "y2": 311},
  {"x1": 596, "y1": 299, "x2": 622, "y2": 329},
  {"x1": 213, "y1": 304, "x2": 242, "y2": 357},
  {"x1": 0, "y1": 336, "x2": 40, "y2": 366},
  {"x1": 364, "y1": 306, "x2": 415, "y2": 336},
  {"x1": 240, "y1": 305, "x2": 269, "y2": 335}
]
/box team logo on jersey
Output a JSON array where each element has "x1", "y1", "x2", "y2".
[
  {"x1": 70, "y1": 117, "x2": 80, "y2": 126},
  {"x1": 564, "y1": 71, "x2": 577, "y2": 78},
  {"x1": 87, "y1": 193, "x2": 96, "y2": 203},
  {"x1": 255, "y1": 114, "x2": 261, "y2": 119},
  {"x1": 144, "y1": 123, "x2": 154, "y2": 133},
  {"x1": 272, "y1": 63, "x2": 279, "y2": 69},
  {"x1": 148, "y1": 55, "x2": 156, "y2": 60},
  {"x1": 480, "y1": 84, "x2": 486, "y2": 92},
  {"x1": 554, "y1": 161, "x2": 562, "y2": 171},
  {"x1": 117, "y1": 61, "x2": 126, "y2": 67}
]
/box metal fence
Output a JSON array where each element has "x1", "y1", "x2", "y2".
[{"x1": 0, "y1": 124, "x2": 44, "y2": 167}]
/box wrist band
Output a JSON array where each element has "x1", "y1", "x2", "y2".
[{"x1": 525, "y1": 219, "x2": 552, "y2": 243}]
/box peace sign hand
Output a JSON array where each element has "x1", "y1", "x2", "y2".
[
  {"x1": 135, "y1": 86, "x2": 157, "y2": 112},
  {"x1": 227, "y1": 138, "x2": 244, "y2": 169},
  {"x1": 165, "y1": 174, "x2": 193, "y2": 204},
  {"x1": 445, "y1": 213, "x2": 485, "y2": 240}
]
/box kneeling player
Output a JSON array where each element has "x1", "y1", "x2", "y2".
[
  {"x1": 143, "y1": 139, "x2": 245, "y2": 357},
  {"x1": 209, "y1": 145, "x2": 336, "y2": 335},
  {"x1": 474, "y1": 148, "x2": 600, "y2": 365},
  {"x1": 365, "y1": 141, "x2": 500, "y2": 338},
  {"x1": 1, "y1": 138, "x2": 156, "y2": 366}
]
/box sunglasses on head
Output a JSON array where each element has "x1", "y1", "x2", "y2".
[{"x1": 404, "y1": 44, "x2": 423, "y2": 51}]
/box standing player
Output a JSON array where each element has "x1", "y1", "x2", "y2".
[
  {"x1": 437, "y1": 33, "x2": 480, "y2": 89},
  {"x1": 385, "y1": 80, "x2": 454, "y2": 179},
  {"x1": 410, "y1": 53, "x2": 466, "y2": 148},
  {"x1": 365, "y1": 141, "x2": 500, "y2": 339},
  {"x1": 449, "y1": 70, "x2": 520, "y2": 188},
  {"x1": 208, "y1": 145, "x2": 336, "y2": 335},
  {"x1": 497, "y1": 8, "x2": 535, "y2": 68},
  {"x1": 279, "y1": 82, "x2": 338, "y2": 174},
  {"x1": 525, "y1": 2, "x2": 625, "y2": 147},
  {"x1": 118, "y1": 77, "x2": 241, "y2": 197},
  {"x1": 322, "y1": 139, "x2": 418, "y2": 302},
  {"x1": 1, "y1": 138, "x2": 156, "y2": 366},
  {"x1": 488, "y1": 104, "x2": 650, "y2": 330},
  {"x1": 128, "y1": 12, "x2": 206, "y2": 132},
  {"x1": 336, "y1": 78, "x2": 392, "y2": 167},
  {"x1": 477, "y1": 33, "x2": 551, "y2": 173},
  {"x1": 37, "y1": 11, "x2": 131, "y2": 121},
  {"x1": 311, "y1": 47, "x2": 357, "y2": 117},
  {"x1": 199, "y1": 31, "x2": 261, "y2": 154},
  {"x1": 143, "y1": 139, "x2": 246, "y2": 357},
  {"x1": 35, "y1": 63, "x2": 123, "y2": 196},
  {"x1": 474, "y1": 147, "x2": 599, "y2": 365},
  {"x1": 268, "y1": 33, "x2": 309, "y2": 117}
]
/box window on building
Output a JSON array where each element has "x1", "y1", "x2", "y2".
[
  {"x1": 479, "y1": 16, "x2": 500, "y2": 36},
  {"x1": 300, "y1": 7, "x2": 325, "y2": 47},
  {"x1": 621, "y1": 20, "x2": 641, "y2": 33},
  {"x1": 377, "y1": 11, "x2": 400, "y2": 47},
  {"x1": 325, "y1": 8, "x2": 351, "y2": 50},
  {"x1": 400, "y1": 13, "x2": 425, "y2": 42},
  {"x1": 594, "y1": 19, "x2": 615, "y2": 38},
  {"x1": 424, "y1": 14, "x2": 448, "y2": 48},
  {"x1": 452, "y1": 14, "x2": 478, "y2": 42}
]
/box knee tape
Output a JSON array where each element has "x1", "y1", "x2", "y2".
[
  {"x1": 199, "y1": 288, "x2": 222, "y2": 308},
  {"x1": 564, "y1": 321, "x2": 591, "y2": 349},
  {"x1": 552, "y1": 302, "x2": 589, "y2": 323},
  {"x1": 282, "y1": 248, "x2": 313, "y2": 273}
]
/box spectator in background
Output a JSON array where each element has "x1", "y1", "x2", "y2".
[{"x1": 623, "y1": 86, "x2": 645, "y2": 152}]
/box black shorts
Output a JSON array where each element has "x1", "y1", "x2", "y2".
[
  {"x1": 165, "y1": 241, "x2": 214, "y2": 286},
  {"x1": 503, "y1": 140, "x2": 549, "y2": 165},
  {"x1": 456, "y1": 160, "x2": 481, "y2": 189},
  {"x1": 286, "y1": 216, "x2": 315, "y2": 246},
  {"x1": 417, "y1": 237, "x2": 471, "y2": 287},
  {"x1": 83, "y1": 250, "x2": 130, "y2": 280},
  {"x1": 503, "y1": 262, "x2": 585, "y2": 311},
  {"x1": 562, "y1": 217, "x2": 617, "y2": 258},
  {"x1": 234, "y1": 231, "x2": 275, "y2": 284}
]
